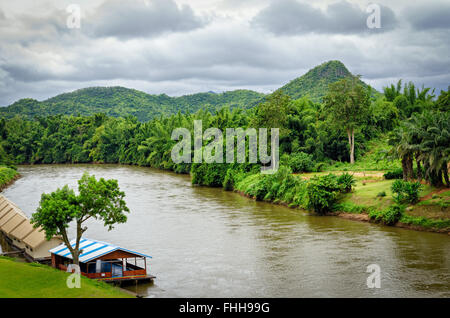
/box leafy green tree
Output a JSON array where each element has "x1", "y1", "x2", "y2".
[
  {"x1": 435, "y1": 89, "x2": 449, "y2": 112},
  {"x1": 383, "y1": 79, "x2": 402, "y2": 102},
  {"x1": 306, "y1": 174, "x2": 341, "y2": 214},
  {"x1": 31, "y1": 172, "x2": 129, "y2": 265},
  {"x1": 389, "y1": 110, "x2": 450, "y2": 187},
  {"x1": 388, "y1": 125, "x2": 415, "y2": 181},
  {"x1": 250, "y1": 90, "x2": 291, "y2": 136},
  {"x1": 323, "y1": 76, "x2": 370, "y2": 164},
  {"x1": 408, "y1": 111, "x2": 450, "y2": 187}
]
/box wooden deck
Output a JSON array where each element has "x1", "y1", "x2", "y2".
[
  {"x1": 58, "y1": 263, "x2": 155, "y2": 285},
  {"x1": 100, "y1": 274, "x2": 156, "y2": 286}
]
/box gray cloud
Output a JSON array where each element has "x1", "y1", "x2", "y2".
[
  {"x1": 0, "y1": 0, "x2": 448, "y2": 106},
  {"x1": 404, "y1": 2, "x2": 450, "y2": 30},
  {"x1": 252, "y1": 0, "x2": 397, "y2": 35},
  {"x1": 89, "y1": 0, "x2": 207, "y2": 39}
]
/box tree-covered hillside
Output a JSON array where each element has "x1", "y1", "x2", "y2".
[
  {"x1": 0, "y1": 60, "x2": 379, "y2": 121},
  {"x1": 279, "y1": 60, "x2": 378, "y2": 102},
  {"x1": 0, "y1": 87, "x2": 265, "y2": 122}
]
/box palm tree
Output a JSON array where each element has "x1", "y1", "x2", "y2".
[
  {"x1": 388, "y1": 125, "x2": 414, "y2": 181},
  {"x1": 405, "y1": 111, "x2": 450, "y2": 187}
]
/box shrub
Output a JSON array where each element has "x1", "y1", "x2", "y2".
[
  {"x1": 0, "y1": 166, "x2": 18, "y2": 188},
  {"x1": 313, "y1": 162, "x2": 326, "y2": 172},
  {"x1": 222, "y1": 169, "x2": 235, "y2": 191},
  {"x1": 376, "y1": 191, "x2": 386, "y2": 197},
  {"x1": 369, "y1": 205, "x2": 404, "y2": 225},
  {"x1": 252, "y1": 177, "x2": 272, "y2": 201},
  {"x1": 173, "y1": 163, "x2": 191, "y2": 174},
  {"x1": 399, "y1": 214, "x2": 450, "y2": 229},
  {"x1": 337, "y1": 173, "x2": 356, "y2": 193},
  {"x1": 235, "y1": 167, "x2": 308, "y2": 208},
  {"x1": 288, "y1": 152, "x2": 315, "y2": 173},
  {"x1": 383, "y1": 168, "x2": 403, "y2": 180},
  {"x1": 306, "y1": 174, "x2": 341, "y2": 215},
  {"x1": 391, "y1": 180, "x2": 422, "y2": 204},
  {"x1": 191, "y1": 163, "x2": 229, "y2": 187}
]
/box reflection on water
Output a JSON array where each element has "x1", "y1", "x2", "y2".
[{"x1": 2, "y1": 164, "x2": 449, "y2": 297}]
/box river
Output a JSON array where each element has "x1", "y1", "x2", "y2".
[{"x1": 1, "y1": 164, "x2": 449, "y2": 297}]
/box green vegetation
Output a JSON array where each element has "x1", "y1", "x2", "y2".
[
  {"x1": 31, "y1": 172, "x2": 129, "y2": 265},
  {"x1": 0, "y1": 256, "x2": 132, "y2": 298},
  {"x1": 306, "y1": 174, "x2": 341, "y2": 214},
  {"x1": 323, "y1": 76, "x2": 371, "y2": 164},
  {"x1": 0, "y1": 61, "x2": 382, "y2": 122},
  {"x1": 387, "y1": 101, "x2": 449, "y2": 187},
  {"x1": 279, "y1": 60, "x2": 379, "y2": 102},
  {"x1": 391, "y1": 180, "x2": 422, "y2": 204},
  {"x1": 336, "y1": 173, "x2": 356, "y2": 193},
  {"x1": 0, "y1": 88, "x2": 265, "y2": 122},
  {"x1": 0, "y1": 165, "x2": 19, "y2": 189},
  {"x1": 368, "y1": 204, "x2": 404, "y2": 225},
  {"x1": 284, "y1": 152, "x2": 315, "y2": 173},
  {"x1": 0, "y1": 60, "x2": 448, "y2": 233},
  {"x1": 235, "y1": 167, "x2": 308, "y2": 208}
]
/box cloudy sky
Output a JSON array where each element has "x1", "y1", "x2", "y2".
[{"x1": 0, "y1": 0, "x2": 449, "y2": 105}]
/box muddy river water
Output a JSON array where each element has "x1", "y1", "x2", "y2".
[{"x1": 1, "y1": 165, "x2": 449, "y2": 297}]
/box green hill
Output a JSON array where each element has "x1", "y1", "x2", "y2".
[
  {"x1": 278, "y1": 60, "x2": 377, "y2": 102},
  {"x1": 0, "y1": 88, "x2": 265, "y2": 122},
  {"x1": 0, "y1": 60, "x2": 378, "y2": 121}
]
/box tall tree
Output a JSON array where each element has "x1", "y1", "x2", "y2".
[
  {"x1": 250, "y1": 89, "x2": 291, "y2": 136},
  {"x1": 323, "y1": 76, "x2": 370, "y2": 164},
  {"x1": 31, "y1": 172, "x2": 129, "y2": 265}
]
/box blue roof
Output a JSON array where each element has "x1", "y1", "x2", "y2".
[{"x1": 49, "y1": 238, "x2": 152, "y2": 263}]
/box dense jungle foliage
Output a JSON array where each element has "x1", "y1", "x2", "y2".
[
  {"x1": 0, "y1": 61, "x2": 448, "y2": 217},
  {"x1": 0, "y1": 61, "x2": 373, "y2": 121}
]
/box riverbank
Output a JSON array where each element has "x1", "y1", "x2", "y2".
[
  {"x1": 0, "y1": 256, "x2": 133, "y2": 298},
  {"x1": 4, "y1": 163, "x2": 449, "y2": 236},
  {"x1": 233, "y1": 171, "x2": 450, "y2": 235},
  {"x1": 0, "y1": 166, "x2": 20, "y2": 191}
]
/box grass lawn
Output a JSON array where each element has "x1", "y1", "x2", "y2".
[
  {"x1": 342, "y1": 179, "x2": 395, "y2": 210},
  {"x1": 296, "y1": 168, "x2": 449, "y2": 224},
  {"x1": 325, "y1": 138, "x2": 401, "y2": 172},
  {"x1": 0, "y1": 257, "x2": 133, "y2": 298}
]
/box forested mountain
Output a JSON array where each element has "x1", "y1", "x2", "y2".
[
  {"x1": 0, "y1": 60, "x2": 378, "y2": 121},
  {"x1": 0, "y1": 88, "x2": 265, "y2": 122},
  {"x1": 279, "y1": 60, "x2": 378, "y2": 102}
]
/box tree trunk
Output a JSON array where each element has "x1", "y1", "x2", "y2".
[
  {"x1": 406, "y1": 154, "x2": 414, "y2": 180},
  {"x1": 59, "y1": 227, "x2": 79, "y2": 266},
  {"x1": 416, "y1": 155, "x2": 422, "y2": 181},
  {"x1": 401, "y1": 156, "x2": 408, "y2": 181},
  {"x1": 443, "y1": 162, "x2": 449, "y2": 187},
  {"x1": 72, "y1": 219, "x2": 83, "y2": 266},
  {"x1": 423, "y1": 161, "x2": 430, "y2": 183},
  {"x1": 347, "y1": 128, "x2": 355, "y2": 164},
  {"x1": 351, "y1": 129, "x2": 355, "y2": 164},
  {"x1": 72, "y1": 251, "x2": 79, "y2": 266},
  {"x1": 437, "y1": 170, "x2": 443, "y2": 187}
]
